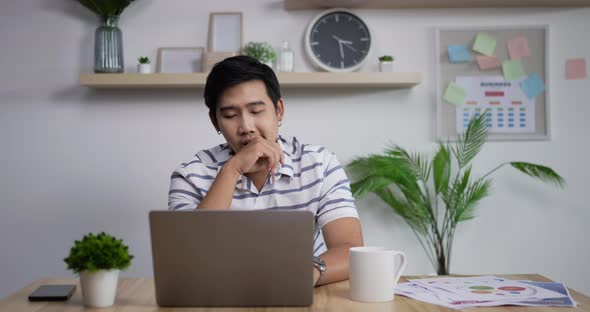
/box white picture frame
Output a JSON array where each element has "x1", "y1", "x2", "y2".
[
  {"x1": 156, "y1": 47, "x2": 204, "y2": 73},
  {"x1": 208, "y1": 12, "x2": 243, "y2": 53}
]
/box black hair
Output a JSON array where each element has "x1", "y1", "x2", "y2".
[{"x1": 204, "y1": 55, "x2": 282, "y2": 113}]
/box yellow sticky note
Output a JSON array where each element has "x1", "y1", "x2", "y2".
[
  {"x1": 473, "y1": 33, "x2": 497, "y2": 56},
  {"x1": 443, "y1": 82, "x2": 467, "y2": 106},
  {"x1": 502, "y1": 59, "x2": 526, "y2": 81}
]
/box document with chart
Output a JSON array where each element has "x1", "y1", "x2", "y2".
[{"x1": 455, "y1": 76, "x2": 535, "y2": 134}]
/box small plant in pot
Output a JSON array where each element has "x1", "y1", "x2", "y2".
[
  {"x1": 378, "y1": 55, "x2": 395, "y2": 72},
  {"x1": 64, "y1": 232, "x2": 133, "y2": 308},
  {"x1": 137, "y1": 56, "x2": 151, "y2": 74},
  {"x1": 243, "y1": 41, "x2": 277, "y2": 69}
]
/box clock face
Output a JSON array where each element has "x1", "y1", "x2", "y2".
[{"x1": 306, "y1": 10, "x2": 371, "y2": 72}]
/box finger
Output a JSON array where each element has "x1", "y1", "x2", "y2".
[
  {"x1": 269, "y1": 140, "x2": 284, "y2": 167},
  {"x1": 274, "y1": 141, "x2": 285, "y2": 165},
  {"x1": 257, "y1": 138, "x2": 280, "y2": 170},
  {"x1": 264, "y1": 149, "x2": 276, "y2": 172}
]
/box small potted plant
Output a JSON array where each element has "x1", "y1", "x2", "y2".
[
  {"x1": 64, "y1": 232, "x2": 133, "y2": 308},
  {"x1": 137, "y1": 56, "x2": 151, "y2": 74},
  {"x1": 378, "y1": 55, "x2": 395, "y2": 72},
  {"x1": 243, "y1": 41, "x2": 277, "y2": 69}
]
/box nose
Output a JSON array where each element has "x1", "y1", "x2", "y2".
[{"x1": 237, "y1": 113, "x2": 255, "y2": 135}]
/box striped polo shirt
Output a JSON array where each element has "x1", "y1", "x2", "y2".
[{"x1": 168, "y1": 134, "x2": 359, "y2": 256}]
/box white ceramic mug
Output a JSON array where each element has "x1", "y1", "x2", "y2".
[{"x1": 349, "y1": 246, "x2": 407, "y2": 302}]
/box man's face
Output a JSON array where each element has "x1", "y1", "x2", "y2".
[{"x1": 211, "y1": 80, "x2": 284, "y2": 154}]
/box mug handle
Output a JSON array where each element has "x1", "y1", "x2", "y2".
[{"x1": 392, "y1": 251, "x2": 407, "y2": 284}]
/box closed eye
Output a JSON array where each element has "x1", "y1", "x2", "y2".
[
  {"x1": 252, "y1": 110, "x2": 264, "y2": 115},
  {"x1": 222, "y1": 114, "x2": 237, "y2": 119}
]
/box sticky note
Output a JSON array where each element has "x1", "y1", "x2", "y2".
[
  {"x1": 475, "y1": 55, "x2": 501, "y2": 70},
  {"x1": 443, "y1": 82, "x2": 467, "y2": 106},
  {"x1": 507, "y1": 36, "x2": 531, "y2": 59},
  {"x1": 448, "y1": 45, "x2": 472, "y2": 63},
  {"x1": 502, "y1": 59, "x2": 526, "y2": 81},
  {"x1": 520, "y1": 73, "x2": 545, "y2": 99},
  {"x1": 473, "y1": 33, "x2": 497, "y2": 56},
  {"x1": 566, "y1": 58, "x2": 587, "y2": 80}
]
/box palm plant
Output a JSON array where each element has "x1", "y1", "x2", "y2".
[{"x1": 346, "y1": 113, "x2": 565, "y2": 275}]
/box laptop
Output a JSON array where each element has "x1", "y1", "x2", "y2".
[{"x1": 149, "y1": 210, "x2": 315, "y2": 307}]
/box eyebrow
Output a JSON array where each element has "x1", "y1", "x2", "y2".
[{"x1": 219, "y1": 101, "x2": 266, "y2": 112}]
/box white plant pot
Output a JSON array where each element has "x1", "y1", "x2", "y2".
[
  {"x1": 80, "y1": 269, "x2": 120, "y2": 308},
  {"x1": 137, "y1": 63, "x2": 151, "y2": 74},
  {"x1": 379, "y1": 61, "x2": 393, "y2": 72}
]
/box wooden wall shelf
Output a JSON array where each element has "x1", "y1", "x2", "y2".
[
  {"x1": 79, "y1": 72, "x2": 422, "y2": 89},
  {"x1": 284, "y1": 0, "x2": 590, "y2": 10}
]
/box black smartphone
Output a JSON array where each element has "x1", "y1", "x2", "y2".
[{"x1": 28, "y1": 285, "x2": 76, "y2": 301}]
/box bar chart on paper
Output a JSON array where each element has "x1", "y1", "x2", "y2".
[{"x1": 455, "y1": 76, "x2": 535, "y2": 134}]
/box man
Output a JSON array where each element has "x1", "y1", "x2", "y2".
[{"x1": 168, "y1": 56, "x2": 363, "y2": 286}]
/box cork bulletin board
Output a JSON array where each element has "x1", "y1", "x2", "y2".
[{"x1": 435, "y1": 25, "x2": 550, "y2": 141}]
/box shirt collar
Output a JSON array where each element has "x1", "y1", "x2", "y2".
[{"x1": 276, "y1": 135, "x2": 294, "y2": 178}]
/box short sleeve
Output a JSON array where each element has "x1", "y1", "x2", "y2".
[
  {"x1": 168, "y1": 166, "x2": 204, "y2": 211},
  {"x1": 316, "y1": 152, "x2": 359, "y2": 228}
]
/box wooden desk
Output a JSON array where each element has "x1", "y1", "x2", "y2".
[{"x1": 1, "y1": 274, "x2": 588, "y2": 311}]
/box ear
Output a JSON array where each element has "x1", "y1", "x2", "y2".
[
  {"x1": 276, "y1": 98, "x2": 285, "y2": 122},
  {"x1": 209, "y1": 110, "x2": 220, "y2": 132}
]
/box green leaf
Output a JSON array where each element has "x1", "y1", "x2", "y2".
[
  {"x1": 348, "y1": 155, "x2": 417, "y2": 186},
  {"x1": 348, "y1": 154, "x2": 419, "y2": 201},
  {"x1": 350, "y1": 175, "x2": 392, "y2": 198},
  {"x1": 64, "y1": 232, "x2": 133, "y2": 273},
  {"x1": 453, "y1": 177, "x2": 492, "y2": 223},
  {"x1": 347, "y1": 152, "x2": 431, "y2": 231},
  {"x1": 444, "y1": 166, "x2": 472, "y2": 217},
  {"x1": 433, "y1": 144, "x2": 451, "y2": 195},
  {"x1": 243, "y1": 42, "x2": 277, "y2": 62},
  {"x1": 453, "y1": 112, "x2": 489, "y2": 169},
  {"x1": 510, "y1": 162, "x2": 566, "y2": 187},
  {"x1": 374, "y1": 187, "x2": 429, "y2": 234},
  {"x1": 76, "y1": 0, "x2": 135, "y2": 17},
  {"x1": 386, "y1": 146, "x2": 431, "y2": 183}
]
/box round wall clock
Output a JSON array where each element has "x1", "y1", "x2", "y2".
[{"x1": 304, "y1": 9, "x2": 372, "y2": 72}]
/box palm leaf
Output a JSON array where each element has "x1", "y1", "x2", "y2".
[
  {"x1": 510, "y1": 162, "x2": 566, "y2": 187},
  {"x1": 453, "y1": 177, "x2": 492, "y2": 224},
  {"x1": 374, "y1": 187, "x2": 430, "y2": 234},
  {"x1": 433, "y1": 144, "x2": 451, "y2": 195},
  {"x1": 453, "y1": 112, "x2": 489, "y2": 169},
  {"x1": 347, "y1": 155, "x2": 415, "y2": 199},
  {"x1": 348, "y1": 153, "x2": 430, "y2": 230},
  {"x1": 386, "y1": 146, "x2": 431, "y2": 182},
  {"x1": 443, "y1": 166, "x2": 472, "y2": 216}
]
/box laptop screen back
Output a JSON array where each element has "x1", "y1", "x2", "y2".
[{"x1": 149, "y1": 210, "x2": 314, "y2": 307}]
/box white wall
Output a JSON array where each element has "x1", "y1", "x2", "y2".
[{"x1": 1, "y1": 0, "x2": 589, "y2": 298}]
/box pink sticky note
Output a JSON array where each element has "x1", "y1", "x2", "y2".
[
  {"x1": 507, "y1": 36, "x2": 530, "y2": 59},
  {"x1": 475, "y1": 55, "x2": 501, "y2": 70},
  {"x1": 566, "y1": 58, "x2": 587, "y2": 80}
]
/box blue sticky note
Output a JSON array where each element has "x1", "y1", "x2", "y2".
[
  {"x1": 520, "y1": 73, "x2": 545, "y2": 99},
  {"x1": 448, "y1": 45, "x2": 472, "y2": 63}
]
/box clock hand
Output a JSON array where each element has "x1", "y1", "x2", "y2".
[
  {"x1": 343, "y1": 42, "x2": 358, "y2": 53},
  {"x1": 331, "y1": 35, "x2": 349, "y2": 59},
  {"x1": 332, "y1": 34, "x2": 353, "y2": 44}
]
